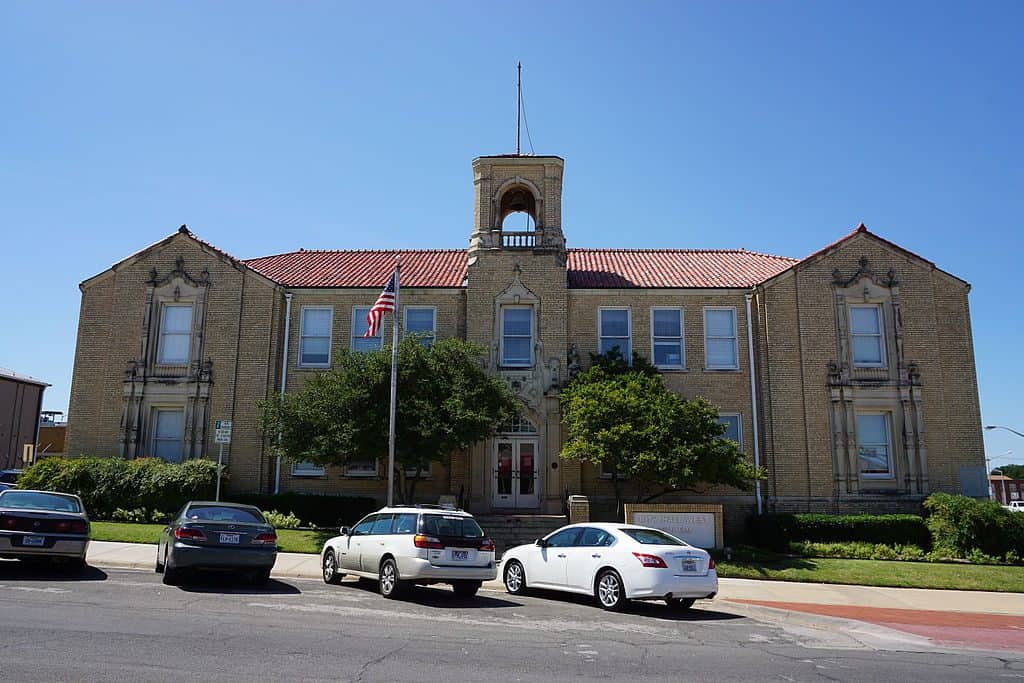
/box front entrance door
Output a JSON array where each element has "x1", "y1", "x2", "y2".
[{"x1": 492, "y1": 438, "x2": 540, "y2": 509}]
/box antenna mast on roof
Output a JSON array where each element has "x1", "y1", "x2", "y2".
[{"x1": 516, "y1": 61, "x2": 522, "y2": 156}]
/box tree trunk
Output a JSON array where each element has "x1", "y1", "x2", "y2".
[{"x1": 611, "y1": 472, "x2": 624, "y2": 522}]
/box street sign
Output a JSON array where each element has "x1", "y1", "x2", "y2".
[{"x1": 214, "y1": 420, "x2": 232, "y2": 444}]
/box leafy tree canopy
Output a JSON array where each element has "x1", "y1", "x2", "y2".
[
  {"x1": 994, "y1": 464, "x2": 1024, "y2": 480},
  {"x1": 260, "y1": 337, "x2": 518, "y2": 502}
]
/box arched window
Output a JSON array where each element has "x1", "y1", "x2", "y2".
[{"x1": 500, "y1": 413, "x2": 538, "y2": 434}]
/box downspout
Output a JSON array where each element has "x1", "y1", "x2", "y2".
[
  {"x1": 274, "y1": 292, "x2": 293, "y2": 494},
  {"x1": 745, "y1": 291, "x2": 763, "y2": 515}
]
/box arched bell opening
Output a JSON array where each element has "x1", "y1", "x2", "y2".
[{"x1": 498, "y1": 186, "x2": 539, "y2": 248}]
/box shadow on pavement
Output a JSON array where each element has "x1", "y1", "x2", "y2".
[
  {"x1": 176, "y1": 575, "x2": 302, "y2": 595},
  {"x1": 518, "y1": 586, "x2": 745, "y2": 621},
  {"x1": 341, "y1": 577, "x2": 522, "y2": 609},
  {"x1": 0, "y1": 559, "x2": 108, "y2": 582}
]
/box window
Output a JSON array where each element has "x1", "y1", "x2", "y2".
[
  {"x1": 620, "y1": 528, "x2": 685, "y2": 546},
  {"x1": 352, "y1": 306, "x2": 382, "y2": 352},
  {"x1": 651, "y1": 308, "x2": 684, "y2": 369},
  {"x1": 291, "y1": 461, "x2": 325, "y2": 477},
  {"x1": 704, "y1": 307, "x2": 738, "y2": 370},
  {"x1": 299, "y1": 307, "x2": 332, "y2": 367},
  {"x1": 351, "y1": 516, "x2": 377, "y2": 535},
  {"x1": 599, "y1": 308, "x2": 631, "y2": 359},
  {"x1": 420, "y1": 515, "x2": 484, "y2": 539},
  {"x1": 404, "y1": 307, "x2": 436, "y2": 346},
  {"x1": 850, "y1": 305, "x2": 886, "y2": 367},
  {"x1": 370, "y1": 514, "x2": 394, "y2": 535},
  {"x1": 157, "y1": 304, "x2": 193, "y2": 365},
  {"x1": 392, "y1": 513, "x2": 418, "y2": 535},
  {"x1": 501, "y1": 306, "x2": 533, "y2": 367},
  {"x1": 716, "y1": 413, "x2": 743, "y2": 448},
  {"x1": 577, "y1": 527, "x2": 616, "y2": 547},
  {"x1": 856, "y1": 413, "x2": 893, "y2": 478},
  {"x1": 152, "y1": 409, "x2": 185, "y2": 463},
  {"x1": 345, "y1": 460, "x2": 378, "y2": 477},
  {"x1": 543, "y1": 527, "x2": 582, "y2": 547},
  {"x1": 500, "y1": 413, "x2": 537, "y2": 434}
]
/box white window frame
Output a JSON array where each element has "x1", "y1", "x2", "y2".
[
  {"x1": 849, "y1": 304, "x2": 887, "y2": 368},
  {"x1": 716, "y1": 412, "x2": 743, "y2": 449},
  {"x1": 298, "y1": 306, "x2": 333, "y2": 368},
  {"x1": 703, "y1": 306, "x2": 739, "y2": 370},
  {"x1": 404, "y1": 306, "x2": 437, "y2": 346},
  {"x1": 344, "y1": 460, "x2": 379, "y2": 478},
  {"x1": 598, "y1": 307, "x2": 632, "y2": 362},
  {"x1": 855, "y1": 412, "x2": 894, "y2": 480},
  {"x1": 156, "y1": 303, "x2": 193, "y2": 366},
  {"x1": 500, "y1": 305, "x2": 534, "y2": 368},
  {"x1": 151, "y1": 407, "x2": 186, "y2": 462},
  {"x1": 291, "y1": 461, "x2": 325, "y2": 477},
  {"x1": 650, "y1": 307, "x2": 685, "y2": 370},
  {"x1": 351, "y1": 305, "x2": 383, "y2": 352}
]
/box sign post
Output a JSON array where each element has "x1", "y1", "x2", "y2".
[{"x1": 213, "y1": 420, "x2": 232, "y2": 502}]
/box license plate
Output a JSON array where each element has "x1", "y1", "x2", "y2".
[
  {"x1": 682, "y1": 559, "x2": 697, "y2": 572},
  {"x1": 23, "y1": 536, "x2": 45, "y2": 547},
  {"x1": 452, "y1": 550, "x2": 469, "y2": 561},
  {"x1": 219, "y1": 533, "x2": 241, "y2": 544}
]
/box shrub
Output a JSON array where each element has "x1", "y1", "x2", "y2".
[
  {"x1": 17, "y1": 457, "x2": 218, "y2": 519},
  {"x1": 263, "y1": 510, "x2": 303, "y2": 529},
  {"x1": 226, "y1": 493, "x2": 377, "y2": 528},
  {"x1": 749, "y1": 513, "x2": 931, "y2": 551},
  {"x1": 924, "y1": 492, "x2": 1024, "y2": 561},
  {"x1": 791, "y1": 541, "x2": 933, "y2": 562}
]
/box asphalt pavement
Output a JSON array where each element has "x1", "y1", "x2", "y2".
[{"x1": 0, "y1": 560, "x2": 1022, "y2": 682}]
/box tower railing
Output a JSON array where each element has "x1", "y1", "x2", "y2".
[{"x1": 502, "y1": 231, "x2": 536, "y2": 248}]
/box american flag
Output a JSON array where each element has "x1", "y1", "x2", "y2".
[{"x1": 364, "y1": 271, "x2": 397, "y2": 337}]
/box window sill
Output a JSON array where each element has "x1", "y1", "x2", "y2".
[
  {"x1": 656, "y1": 366, "x2": 688, "y2": 373},
  {"x1": 703, "y1": 367, "x2": 740, "y2": 373},
  {"x1": 343, "y1": 472, "x2": 379, "y2": 479},
  {"x1": 291, "y1": 470, "x2": 326, "y2": 478},
  {"x1": 297, "y1": 364, "x2": 331, "y2": 371}
]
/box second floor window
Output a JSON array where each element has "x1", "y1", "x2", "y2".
[
  {"x1": 299, "y1": 307, "x2": 332, "y2": 367},
  {"x1": 651, "y1": 308, "x2": 684, "y2": 369},
  {"x1": 404, "y1": 307, "x2": 436, "y2": 346},
  {"x1": 704, "y1": 307, "x2": 738, "y2": 370},
  {"x1": 599, "y1": 308, "x2": 631, "y2": 358},
  {"x1": 850, "y1": 305, "x2": 885, "y2": 367},
  {"x1": 157, "y1": 304, "x2": 193, "y2": 365},
  {"x1": 352, "y1": 307, "x2": 382, "y2": 352},
  {"x1": 501, "y1": 306, "x2": 533, "y2": 367}
]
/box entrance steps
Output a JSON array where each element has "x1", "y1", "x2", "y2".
[{"x1": 474, "y1": 514, "x2": 567, "y2": 558}]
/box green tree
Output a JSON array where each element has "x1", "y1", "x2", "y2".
[
  {"x1": 560, "y1": 363, "x2": 762, "y2": 520},
  {"x1": 260, "y1": 337, "x2": 518, "y2": 503},
  {"x1": 994, "y1": 464, "x2": 1024, "y2": 480}
]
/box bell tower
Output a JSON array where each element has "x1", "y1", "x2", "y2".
[{"x1": 468, "y1": 155, "x2": 566, "y2": 260}]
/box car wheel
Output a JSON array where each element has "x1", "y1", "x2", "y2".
[
  {"x1": 503, "y1": 560, "x2": 527, "y2": 595},
  {"x1": 379, "y1": 558, "x2": 404, "y2": 599},
  {"x1": 452, "y1": 580, "x2": 481, "y2": 598},
  {"x1": 64, "y1": 557, "x2": 87, "y2": 575},
  {"x1": 322, "y1": 549, "x2": 343, "y2": 585},
  {"x1": 251, "y1": 568, "x2": 272, "y2": 585},
  {"x1": 595, "y1": 569, "x2": 628, "y2": 611},
  {"x1": 666, "y1": 597, "x2": 696, "y2": 611}
]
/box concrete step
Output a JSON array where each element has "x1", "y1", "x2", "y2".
[{"x1": 475, "y1": 515, "x2": 567, "y2": 558}]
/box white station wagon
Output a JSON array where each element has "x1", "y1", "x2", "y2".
[
  {"x1": 320, "y1": 506, "x2": 497, "y2": 598},
  {"x1": 501, "y1": 522, "x2": 718, "y2": 611}
]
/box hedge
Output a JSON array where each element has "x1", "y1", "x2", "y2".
[
  {"x1": 226, "y1": 493, "x2": 378, "y2": 528},
  {"x1": 16, "y1": 457, "x2": 217, "y2": 519},
  {"x1": 749, "y1": 512, "x2": 931, "y2": 551},
  {"x1": 924, "y1": 492, "x2": 1024, "y2": 561}
]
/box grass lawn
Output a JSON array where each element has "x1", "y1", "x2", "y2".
[
  {"x1": 90, "y1": 522, "x2": 333, "y2": 555},
  {"x1": 717, "y1": 556, "x2": 1024, "y2": 592}
]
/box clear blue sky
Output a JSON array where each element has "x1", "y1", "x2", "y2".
[{"x1": 2, "y1": 2, "x2": 1022, "y2": 464}]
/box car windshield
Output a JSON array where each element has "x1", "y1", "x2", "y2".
[
  {"x1": 185, "y1": 505, "x2": 265, "y2": 523},
  {"x1": 421, "y1": 514, "x2": 484, "y2": 538},
  {"x1": 0, "y1": 491, "x2": 81, "y2": 513},
  {"x1": 620, "y1": 528, "x2": 686, "y2": 546}
]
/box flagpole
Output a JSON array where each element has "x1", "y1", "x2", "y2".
[{"x1": 386, "y1": 257, "x2": 401, "y2": 507}]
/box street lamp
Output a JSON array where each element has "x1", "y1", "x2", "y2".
[{"x1": 986, "y1": 425, "x2": 1024, "y2": 439}]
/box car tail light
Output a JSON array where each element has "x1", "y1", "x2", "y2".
[
  {"x1": 253, "y1": 532, "x2": 278, "y2": 546},
  {"x1": 55, "y1": 520, "x2": 87, "y2": 533},
  {"x1": 632, "y1": 552, "x2": 667, "y2": 568},
  {"x1": 708, "y1": 556, "x2": 716, "y2": 570},
  {"x1": 1, "y1": 515, "x2": 16, "y2": 529},
  {"x1": 479, "y1": 538, "x2": 495, "y2": 552},
  {"x1": 174, "y1": 526, "x2": 206, "y2": 541},
  {"x1": 413, "y1": 534, "x2": 444, "y2": 549}
]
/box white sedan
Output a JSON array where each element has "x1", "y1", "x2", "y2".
[{"x1": 500, "y1": 522, "x2": 717, "y2": 611}]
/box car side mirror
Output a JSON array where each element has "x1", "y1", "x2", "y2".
[
  {"x1": 341, "y1": 526, "x2": 351, "y2": 536},
  {"x1": 535, "y1": 538, "x2": 547, "y2": 548}
]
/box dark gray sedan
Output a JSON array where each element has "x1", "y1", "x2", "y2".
[
  {"x1": 156, "y1": 501, "x2": 278, "y2": 585},
  {"x1": 0, "y1": 489, "x2": 90, "y2": 571}
]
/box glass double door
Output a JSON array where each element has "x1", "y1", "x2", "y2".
[{"x1": 493, "y1": 438, "x2": 540, "y2": 509}]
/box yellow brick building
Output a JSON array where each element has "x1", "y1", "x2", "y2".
[{"x1": 66, "y1": 153, "x2": 986, "y2": 524}]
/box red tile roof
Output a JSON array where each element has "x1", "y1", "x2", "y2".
[
  {"x1": 241, "y1": 247, "x2": 796, "y2": 289},
  {"x1": 243, "y1": 250, "x2": 469, "y2": 288},
  {"x1": 566, "y1": 249, "x2": 797, "y2": 288}
]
